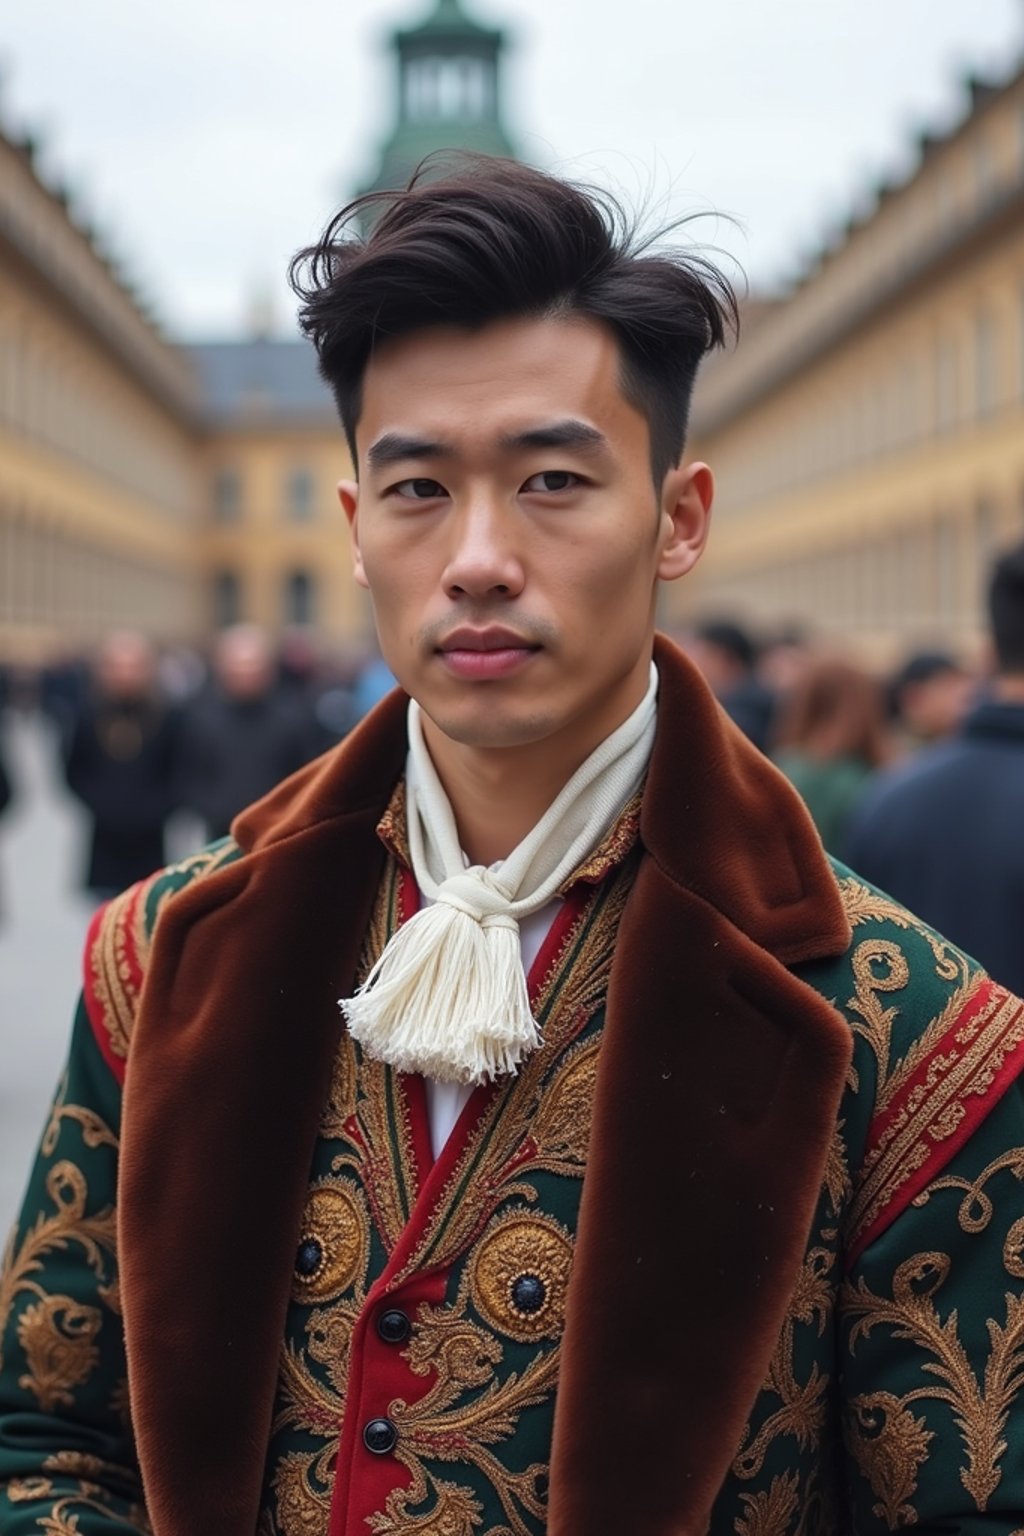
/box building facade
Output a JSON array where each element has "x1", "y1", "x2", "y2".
[
  {"x1": 679, "y1": 64, "x2": 1024, "y2": 662},
  {"x1": 191, "y1": 340, "x2": 363, "y2": 643},
  {"x1": 0, "y1": 128, "x2": 202, "y2": 661},
  {"x1": 0, "y1": 0, "x2": 521, "y2": 664}
]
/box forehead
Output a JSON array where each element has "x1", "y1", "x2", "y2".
[{"x1": 356, "y1": 313, "x2": 648, "y2": 460}]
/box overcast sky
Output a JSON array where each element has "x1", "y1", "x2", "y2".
[{"x1": 3, "y1": 0, "x2": 1023, "y2": 339}]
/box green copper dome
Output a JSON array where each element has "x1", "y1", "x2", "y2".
[{"x1": 356, "y1": 0, "x2": 518, "y2": 205}]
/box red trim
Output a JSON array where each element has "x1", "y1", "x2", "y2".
[
  {"x1": 394, "y1": 868, "x2": 436, "y2": 1184},
  {"x1": 82, "y1": 893, "x2": 141, "y2": 1087},
  {"x1": 328, "y1": 879, "x2": 594, "y2": 1530},
  {"x1": 846, "y1": 979, "x2": 1024, "y2": 1267}
]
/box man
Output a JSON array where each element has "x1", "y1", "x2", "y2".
[
  {"x1": 2, "y1": 158, "x2": 1024, "y2": 1535},
  {"x1": 63, "y1": 631, "x2": 182, "y2": 899},
  {"x1": 177, "y1": 623, "x2": 322, "y2": 840},
  {"x1": 848, "y1": 540, "x2": 1024, "y2": 996},
  {"x1": 684, "y1": 616, "x2": 776, "y2": 751},
  {"x1": 886, "y1": 647, "x2": 973, "y2": 755}
]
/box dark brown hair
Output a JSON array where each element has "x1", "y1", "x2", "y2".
[
  {"x1": 289, "y1": 155, "x2": 737, "y2": 485},
  {"x1": 773, "y1": 658, "x2": 889, "y2": 768},
  {"x1": 989, "y1": 539, "x2": 1024, "y2": 674}
]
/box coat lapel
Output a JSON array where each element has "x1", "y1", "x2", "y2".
[
  {"x1": 550, "y1": 637, "x2": 853, "y2": 1534},
  {"x1": 120, "y1": 639, "x2": 853, "y2": 1535},
  {"x1": 119, "y1": 692, "x2": 409, "y2": 1536}
]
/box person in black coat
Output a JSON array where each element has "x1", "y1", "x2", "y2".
[
  {"x1": 64, "y1": 632, "x2": 181, "y2": 899},
  {"x1": 847, "y1": 540, "x2": 1024, "y2": 995},
  {"x1": 177, "y1": 625, "x2": 322, "y2": 841}
]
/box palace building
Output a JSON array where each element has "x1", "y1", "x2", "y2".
[
  {"x1": 0, "y1": 124, "x2": 202, "y2": 659},
  {"x1": 680, "y1": 60, "x2": 1024, "y2": 662},
  {"x1": 0, "y1": 0, "x2": 517, "y2": 661},
  {"x1": 3, "y1": 5, "x2": 1021, "y2": 665}
]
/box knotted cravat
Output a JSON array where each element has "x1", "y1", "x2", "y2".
[{"x1": 340, "y1": 664, "x2": 658, "y2": 1083}]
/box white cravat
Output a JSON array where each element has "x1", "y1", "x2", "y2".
[
  {"x1": 341, "y1": 664, "x2": 658, "y2": 1084},
  {"x1": 424, "y1": 899, "x2": 561, "y2": 1158}
]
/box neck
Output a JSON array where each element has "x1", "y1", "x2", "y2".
[
  {"x1": 420, "y1": 668, "x2": 652, "y2": 867},
  {"x1": 991, "y1": 672, "x2": 1024, "y2": 705}
]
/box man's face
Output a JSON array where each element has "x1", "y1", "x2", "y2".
[{"x1": 340, "y1": 314, "x2": 711, "y2": 760}]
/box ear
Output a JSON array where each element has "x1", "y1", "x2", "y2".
[
  {"x1": 657, "y1": 461, "x2": 714, "y2": 584},
  {"x1": 338, "y1": 480, "x2": 369, "y2": 590}
]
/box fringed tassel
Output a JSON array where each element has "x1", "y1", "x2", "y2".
[{"x1": 340, "y1": 904, "x2": 540, "y2": 1084}]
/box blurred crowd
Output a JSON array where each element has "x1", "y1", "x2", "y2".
[
  {"x1": 0, "y1": 537, "x2": 1022, "y2": 999},
  {"x1": 676, "y1": 537, "x2": 1024, "y2": 996},
  {"x1": 0, "y1": 626, "x2": 396, "y2": 899}
]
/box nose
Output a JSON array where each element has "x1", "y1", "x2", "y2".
[{"x1": 442, "y1": 496, "x2": 525, "y2": 602}]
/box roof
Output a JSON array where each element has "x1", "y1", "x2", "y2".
[
  {"x1": 395, "y1": 0, "x2": 501, "y2": 47},
  {"x1": 186, "y1": 339, "x2": 338, "y2": 427}
]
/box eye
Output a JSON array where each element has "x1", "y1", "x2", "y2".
[
  {"x1": 392, "y1": 478, "x2": 448, "y2": 500},
  {"x1": 521, "y1": 470, "x2": 583, "y2": 494}
]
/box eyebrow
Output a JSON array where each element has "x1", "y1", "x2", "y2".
[
  {"x1": 499, "y1": 420, "x2": 608, "y2": 455},
  {"x1": 365, "y1": 418, "x2": 609, "y2": 470},
  {"x1": 365, "y1": 432, "x2": 451, "y2": 469}
]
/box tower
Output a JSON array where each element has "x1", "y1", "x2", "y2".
[{"x1": 358, "y1": 0, "x2": 518, "y2": 201}]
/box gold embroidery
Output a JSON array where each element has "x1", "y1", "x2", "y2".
[
  {"x1": 272, "y1": 814, "x2": 635, "y2": 1534},
  {"x1": 17, "y1": 1294, "x2": 101, "y2": 1412},
  {"x1": 271, "y1": 1450, "x2": 333, "y2": 1535},
  {"x1": 734, "y1": 1470, "x2": 800, "y2": 1536},
  {"x1": 340, "y1": 855, "x2": 423, "y2": 1250},
  {"x1": 368, "y1": 1475, "x2": 484, "y2": 1535},
  {"x1": 87, "y1": 843, "x2": 240, "y2": 1061},
  {"x1": 469, "y1": 1211, "x2": 573, "y2": 1343},
  {"x1": 529, "y1": 1036, "x2": 600, "y2": 1169},
  {"x1": 6, "y1": 1478, "x2": 150, "y2": 1532},
  {"x1": 847, "y1": 984, "x2": 1024, "y2": 1251},
  {"x1": 6, "y1": 1477, "x2": 53, "y2": 1501},
  {"x1": 732, "y1": 1248, "x2": 834, "y2": 1482},
  {"x1": 292, "y1": 1179, "x2": 371, "y2": 1304},
  {"x1": 42, "y1": 1076, "x2": 119, "y2": 1159},
  {"x1": 374, "y1": 779, "x2": 642, "y2": 898},
  {"x1": 556, "y1": 790, "x2": 642, "y2": 891},
  {"x1": 840, "y1": 879, "x2": 963, "y2": 981},
  {"x1": 385, "y1": 1281, "x2": 555, "y2": 1536},
  {"x1": 840, "y1": 879, "x2": 974, "y2": 1113},
  {"x1": 842, "y1": 1251, "x2": 1024, "y2": 1511},
  {"x1": 391, "y1": 853, "x2": 636, "y2": 1287},
  {"x1": 0, "y1": 1160, "x2": 117, "y2": 1410},
  {"x1": 844, "y1": 1393, "x2": 933, "y2": 1529},
  {"x1": 912, "y1": 1146, "x2": 1024, "y2": 1235},
  {"x1": 317, "y1": 1031, "x2": 358, "y2": 1142},
  {"x1": 88, "y1": 881, "x2": 150, "y2": 1061}
]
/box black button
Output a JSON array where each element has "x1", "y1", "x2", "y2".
[
  {"x1": 511, "y1": 1273, "x2": 546, "y2": 1315},
  {"x1": 295, "y1": 1238, "x2": 323, "y2": 1278},
  {"x1": 377, "y1": 1308, "x2": 411, "y2": 1345},
  {"x1": 363, "y1": 1417, "x2": 398, "y2": 1455}
]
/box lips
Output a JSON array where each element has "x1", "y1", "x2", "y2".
[
  {"x1": 437, "y1": 627, "x2": 539, "y2": 654},
  {"x1": 436, "y1": 628, "x2": 541, "y2": 680}
]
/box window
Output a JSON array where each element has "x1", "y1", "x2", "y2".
[
  {"x1": 284, "y1": 569, "x2": 315, "y2": 626},
  {"x1": 285, "y1": 466, "x2": 315, "y2": 521},
  {"x1": 213, "y1": 569, "x2": 242, "y2": 627},
  {"x1": 975, "y1": 307, "x2": 998, "y2": 418},
  {"x1": 213, "y1": 467, "x2": 242, "y2": 523},
  {"x1": 972, "y1": 134, "x2": 997, "y2": 206},
  {"x1": 935, "y1": 335, "x2": 958, "y2": 433}
]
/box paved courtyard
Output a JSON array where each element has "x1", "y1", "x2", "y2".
[
  {"x1": 0, "y1": 712, "x2": 94, "y2": 1236},
  {"x1": 0, "y1": 714, "x2": 207, "y2": 1237}
]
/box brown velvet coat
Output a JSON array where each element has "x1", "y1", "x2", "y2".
[{"x1": 118, "y1": 636, "x2": 854, "y2": 1535}]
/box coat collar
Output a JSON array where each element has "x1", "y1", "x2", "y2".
[
  {"x1": 233, "y1": 633, "x2": 850, "y2": 964},
  {"x1": 119, "y1": 635, "x2": 852, "y2": 1535}
]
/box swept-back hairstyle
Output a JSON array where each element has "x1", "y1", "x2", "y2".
[
  {"x1": 989, "y1": 540, "x2": 1024, "y2": 674},
  {"x1": 289, "y1": 155, "x2": 737, "y2": 485}
]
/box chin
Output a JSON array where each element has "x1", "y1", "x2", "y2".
[{"x1": 426, "y1": 704, "x2": 561, "y2": 751}]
